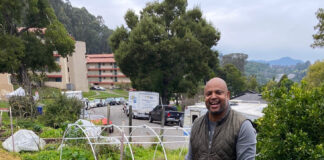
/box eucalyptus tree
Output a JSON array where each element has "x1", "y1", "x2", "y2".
[
  {"x1": 109, "y1": 0, "x2": 221, "y2": 103},
  {"x1": 0, "y1": 0, "x2": 75, "y2": 95},
  {"x1": 312, "y1": 8, "x2": 324, "y2": 48}
]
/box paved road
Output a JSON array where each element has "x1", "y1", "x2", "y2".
[{"x1": 88, "y1": 105, "x2": 189, "y2": 149}]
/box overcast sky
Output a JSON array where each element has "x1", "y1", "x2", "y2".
[{"x1": 69, "y1": 0, "x2": 324, "y2": 63}]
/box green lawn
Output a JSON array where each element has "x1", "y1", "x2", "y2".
[
  {"x1": 83, "y1": 89, "x2": 129, "y2": 100},
  {"x1": 0, "y1": 101, "x2": 9, "y2": 108}
]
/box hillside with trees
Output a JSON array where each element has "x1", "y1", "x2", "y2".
[
  {"x1": 245, "y1": 60, "x2": 311, "y2": 85},
  {"x1": 49, "y1": 0, "x2": 113, "y2": 54}
]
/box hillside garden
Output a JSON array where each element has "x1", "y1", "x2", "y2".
[{"x1": 0, "y1": 87, "x2": 187, "y2": 159}]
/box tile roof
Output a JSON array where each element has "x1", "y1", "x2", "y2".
[{"x1": 86, "y1": 54, "x2": 116, "y2": 63}]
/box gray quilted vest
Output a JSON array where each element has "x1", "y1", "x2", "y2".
[{"x1": 190, "y1": 108, "x2": 247, "y2": 160}]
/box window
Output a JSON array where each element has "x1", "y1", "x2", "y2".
[
  {"x1": 68, "y1": 67, "x2": 69, "y2": 72},
  {"x1": 55, "y1": 57, "x2": 60, "y2": 62}
]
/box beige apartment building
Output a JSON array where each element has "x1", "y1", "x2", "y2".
[
  {"x1": 45, "y1": 41, "x2": 89, "y2": 92},
  {"x1": 86, "y1": 54, "x2": 131, "y2": 88},
  {"x1": 0, "y1": 73, "x2": 14, "y2": 100}
]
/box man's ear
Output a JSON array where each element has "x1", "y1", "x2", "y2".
[{"x1": 227, "y1": 91, "x2": 231, "y2": 99}]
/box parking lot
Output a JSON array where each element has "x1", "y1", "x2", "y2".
[{"x1": 88, "y1": 105, "x2": 189, "y2": 149}]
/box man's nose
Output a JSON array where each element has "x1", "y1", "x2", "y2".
[{"x1": 211, "y1": 92, "x2": 217, "y2": 98}]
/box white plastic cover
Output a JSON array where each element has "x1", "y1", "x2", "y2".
[
  {"x1": 70, "y1": 119, "x2": 101, "y2": 137},
  {"x1": 6, "y1": 87, "x2": 25, "y2": 98},
  {"x1": 2, "y1": 129, "x2": 46, "y2": 152}
]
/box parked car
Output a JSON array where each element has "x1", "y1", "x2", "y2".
[
  {"x1": 115, "y1": 97, "x2": 126, "y2": 105},
  {"x1": 149, "y1": 105, "x2": 184, "y2": 125},
  {"x1": 90, "y1": 86, "x2": 106, "y2": 91},
  {"x1": 88, "y1": 99, "x2": 104, "y2": 109},
  {"x1": 105, "y1": 98, "x2": 116, "y2": 106}
]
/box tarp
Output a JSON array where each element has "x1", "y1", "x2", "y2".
[
  {"x1": 6, "y1": 87, "x2": 25, "y2": 98},
  {"x1": 69, "y1": 119, "x2": 101, "y2": 137},
  {"x1": 2, "y1": 129, "x2": 46, "y2": 152}
]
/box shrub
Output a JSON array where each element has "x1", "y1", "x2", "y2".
[
  {"x1": 9, "y1": 96, "x2": 37, "y2": 118},
  {"x1": 40, "y1": 94, "x2": 83, "y2": 128},
  {"x1": 39, "y1": 127, "x2": 63, "y2": 138},
  {"x1": 256, "y1": 82, "x2": 324, "y2": 159}
]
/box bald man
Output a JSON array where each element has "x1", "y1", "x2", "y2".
[{"x1": 185, "y1": 77, "x2": 256, "y2": 160}]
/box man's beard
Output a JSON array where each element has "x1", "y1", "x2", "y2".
[{"x1": 209, "y1": 102, "x2": 227, "y2": 115}]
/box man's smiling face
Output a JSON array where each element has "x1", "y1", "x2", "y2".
[{"x1": 204, "y1": 78, "x2": 230, "y2": 116}]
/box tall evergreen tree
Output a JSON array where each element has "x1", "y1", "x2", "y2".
[{"x1": 109, "y1": 0, "x2": 221, "y2": 103}]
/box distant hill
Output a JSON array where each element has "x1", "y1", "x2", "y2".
[
  {"x1": 245, "y1": 60, "x2": 311, "y2": 85},
  {"x1": 251, "y1": 57, "x2": 304, "y2": 66}
]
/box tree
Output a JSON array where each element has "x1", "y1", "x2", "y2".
[
  {"x1": 312, "y1": 8, "x2": 324, "y2": 48},
  {"x1": 303, "y1": 60, "x2": 324, "y2": 88},
  {"x1": 256, "y1": 82, "x2": 324, "y2": 159},
  {"x1": 221, "y1": 53, "x2": 248, "y2": 73},
  {"x1": 221, "y1": 64, "x2": 246, "y2": 97},
  {"x1": 246, "y1": 75, "x2": 259, "y2": 92},
  {"x1": 109, "y1": 0, "x2": 221, "y2": 103},
  {"x1": 0, "y1": 0, "x2": 75, "y2": 95},
  {"x1": 49, "y1": 0, "x2": 113, "y2": 53}
]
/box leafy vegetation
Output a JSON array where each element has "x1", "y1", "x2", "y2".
[
  {"x1": 303, "y1": 59, "x2": 324, "y2": 88},
  {"x1": 9, "y1": 96, "x2": 37, "y2": 118},
  {"x1": 312, "y1": 8, "x2": 324, "y2": 48},
  {"x1": 39, "y1": 94, "x2": 83, "y2": 128},
  {"x1": 256, "y1": 81, "x2": 324, "y2": 159},
  {"x1": 20, "y1": 144, "x2": 187, "y2": 160},
  {"x1": 109, "y1": 0, "x2": 221, "y2": 103},
  {"x1": 0, "y1": 0, "x2": 75, "y2": 95}
]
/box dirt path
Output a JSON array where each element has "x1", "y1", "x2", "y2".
[{"x1": 0, "y1": 148, "x2": 20, "y2": 160}]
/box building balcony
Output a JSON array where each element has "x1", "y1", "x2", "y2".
[
  {"x1": 87, "y1": 75, "x2": 126, "y2": 78},
  {"x1": 47, "y1": 75, "x2": 62, "y2": 78},
  {"x1": 89, "y1": 81, "x2": 130, "y2": 84},
  {"x1": 87, "y1": 68, "x2": 119, "y2": 71}
]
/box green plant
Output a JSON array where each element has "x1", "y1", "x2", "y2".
[
  {"x1": 256, "y1": 82, "x2": 324, "y2": 159},
  {"x1": 39, "y1": 94, "x2": 83, "y2": 128},
  {"x1": 0, "y1": 101, "x2": 9, "y2": 108},
  {"x1": 39, "y1": 127, "x2": 63, "y2": 138},
  {"x1": 9, "y1": 96, "x2": 37, "y2": 118}
]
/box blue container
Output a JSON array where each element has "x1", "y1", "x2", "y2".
[{"x1": 37, "y1": 106, "x2": 43, "y2": 115}]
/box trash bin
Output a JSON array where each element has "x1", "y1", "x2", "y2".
[{"x1": 37, "y1": 106, "x2": 43, "y2": 115}]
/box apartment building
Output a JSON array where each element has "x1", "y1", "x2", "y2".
[
  {"x1": 86, "y1": 54, "x2": 131, "y2": 88},
  {"x1": 0, "y1": 73, "x2": 14, "y2": 100},
  {"x1": 45, "y1": 41, "x2": 89, "y2": 92}
]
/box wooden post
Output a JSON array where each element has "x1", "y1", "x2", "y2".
[
  {"x1": 10, "y1": 107, "x2": 15, "y2": 152},
  {"x1": 120, "y1": 121, "x2": 125, "y2": 160},
  {"x1": 160, "y1": 104, "x2": 165, "y2": 141},
  {"x1": 128, "y1": 105, "x2": 132, "y2": 142},
  {"x1": 107, "y1": 104, "x2": 110, "y2": 135}
]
